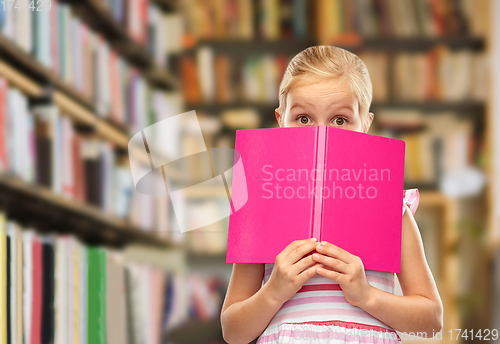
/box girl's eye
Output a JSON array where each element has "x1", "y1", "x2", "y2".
[
  {"x1": 298, "y1": 116, "x2": 311, "y2": 124},
  {"x1": 334, "y1": 117, "x2": 346, "y2": 126}
]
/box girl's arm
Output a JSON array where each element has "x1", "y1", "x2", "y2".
[
  {"x1": 313, "y1": 203, "x2": 443, "y2": 338},
  {"x1": 221, "y1": 239, "x2": 320, "y2": 344},
  {"x1": 220, "y1": 263, "x2": 283, "y2": 344},
  {"x1": 359, "y1": 203, "x2": 443, "y2": 337}
]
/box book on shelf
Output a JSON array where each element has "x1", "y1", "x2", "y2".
[
  {"x1": 226, "y1": 126, "x2": 406, "y2": 273},
  {"x1": 181, "y1": 52, "x2": 288, "y2": 105},
  {"x1": 180, "y1": 0, "x2": 308, "y2": 40},
  {"x1": 0, "y1": 214, "x2": 226, "y2": 344},
  {"x1": 148, "y1": 7, "x2": 183, "y2": 68},
  {"x1": 313, "y1": 0, "x2": 487, "y2": 44},
  {"x1": 375, "y1": 110, "x2": 485, "y2": 198},
  {"x1": 358, "y1": 47, "x2": 486, "y2": 103},
  {"x1": 180, "y1": 0, "x2": 488, "y2": 44}
]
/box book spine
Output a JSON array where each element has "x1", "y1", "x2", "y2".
[
  {"x1": 311, "y1": 126, "x2": 326, "y2": 242},
  {"x1": 0, "y1": 213, "x2": 6, "y2": 344}
]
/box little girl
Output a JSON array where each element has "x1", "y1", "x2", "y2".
[{"x1": 221, "y1": 46, "x2": 443, "y2": 343}]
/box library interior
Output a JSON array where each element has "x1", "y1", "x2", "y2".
[{"x1": 1, "y1": 0, "x2": 500, "y2": 343}]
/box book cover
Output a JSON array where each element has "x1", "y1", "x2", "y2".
[
  {"x1": 87, "y1": 247, "x2": 107, "y2": 344},
  {"x1": 0, "y1": 213, "x2": 6, "y2": 344},
  {"x1": 40, "y1": 237, "x2": 55, "y2": 344},
  {"x1": 30, "y1": 234, "x2": 42, "y2": 344},
  {"x1": 105, "y1": 253, "x2": 127, "y2": 344},
  {"x1": 226, "y1": 126, "x2": 405, "y2": 273}
]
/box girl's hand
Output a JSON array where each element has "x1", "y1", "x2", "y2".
[
  {"x1": 312, "y1": 241, "x2": 374, "y2": 308},
  {"x1": 265, "y1": 238, "x2": 321, "y2": 305}
]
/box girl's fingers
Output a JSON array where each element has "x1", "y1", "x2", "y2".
[
  {"x1": 297, "y1": 263, "x2": 322, "y2": 284},
  {"x1": 278, "y1": 238, "x2": 317, "y2": 262},
  {"x1": 315, "y1": 241, "x2": 352, "y2": 264},
  {"x1": 316, "y1": 265, "x2": 344, "y2": 284},
  {"x1": 291, "y1": 253, "x2": 317, "y2": 275},
  {"x1": 312, "y1": 253, "x2": 348, "y2": 273},
  {"x1": 284, "y1": 240, "x2": 319, "y2": 264}
]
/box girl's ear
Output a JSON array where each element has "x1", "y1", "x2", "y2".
[
  {"x1": 363, "y1": 112, "x2": 374, "y2": 133},
  {"x1": 275, "y1": 108, "x2": 283, "y2": 127}
]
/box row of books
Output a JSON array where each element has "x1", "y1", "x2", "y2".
[
  {"x1": 181, "y1": 50, "x2": 289, "y2": 105},
  {"x1": 100, "y1": 0, "x2": 184, "y2": 65},
  {"x1": 180, "y1": 0, "x2": 309, "y2": 41},
  {"x1": 0, "y1": 79, "x2": 174, "y2": 232},
  {"x1": 359, "y1": 47, "x2": 487, "y2": 103},
  {"x1": 101, "y1": 0, "x2": 150, "y2": 45},
  {"x1": 0, "y1": 77, "x2": 234, "y2": 243},
  {"x1": 181, "y1": 46, "x2": 487, "y2": 106},
  {"x1": 0, "y1": 0, "x2": 182, "y2": 132},
  {"x1": 375, "y1": 110, "x2": 485, "y2": 197},
  {"x1": 316, "y1": 0, "x2": 487, "y2": 44},
  {"x1": 0, "y1": 216, "x2": 224, "y2": 344},
  {"x1": 179, "y1": 0, "x2": 487, "y2": 42},
  {"x1": 1, "y1": 75, "x2": 235, "y2": 246}
]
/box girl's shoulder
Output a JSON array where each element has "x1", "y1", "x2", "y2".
[{"x1": 403, "y1": 188, "x2": 419, "y2": 216}]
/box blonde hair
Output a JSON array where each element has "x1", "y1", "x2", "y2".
[{"x1": 278, "y1": 46, "x2": 373, "y2": 124}]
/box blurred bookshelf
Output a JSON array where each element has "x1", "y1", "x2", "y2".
[
  {"x1": 0, "y1": 173, "x2": 174, "y2": 248},
  {"x1": 0, "y1": 0, "x2": 226, "y2": 343},
  {"x1": 176, "y1": 0, "x2": 494, "y2": 343}
]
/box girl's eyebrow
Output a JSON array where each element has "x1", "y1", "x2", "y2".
[
  {"x1": 327, "y1": 98, "x2": 353, "y2": 110},
  {"x1": 290, "y1": 101, "x2": 314, "y2": 110},
  {"x1": 334, "y1": 106, "x2": 354, "y2": 113}
]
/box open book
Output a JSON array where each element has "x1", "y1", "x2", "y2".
[{"x1": 226, "y1": 126, "x2": 406, "y2": 273}]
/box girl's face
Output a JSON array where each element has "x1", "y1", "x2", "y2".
[{"x1": 275, "y1": 78, "x2": 373, "y2": 133}]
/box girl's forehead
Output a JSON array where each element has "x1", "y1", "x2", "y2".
[
  {"x1": 291, "y1": 77, "x2": 352, "y2": 93},
  {"x1": 288, "y1": 81, "x2": 358, "y2": 108}
]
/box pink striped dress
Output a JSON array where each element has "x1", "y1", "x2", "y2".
[{"x1": 256, "y1": 189, "x2": 420, "y2": 344}]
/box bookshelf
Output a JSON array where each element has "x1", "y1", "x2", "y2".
[
  {"x1": 0, "y1": 173, "x2": 175, "y2": 248},
  {"x1": 178, "y1": 36, "x2": 486, "y2": 129},
  {"x1": 0, "y1": 3, "x2": 180, "y2": 244},
  {"x1": 0, "y1": 62, "x2": 176, "y2": 248},
  {"x1": 177, "y1": 0, "x2": 494, "y2": 342},
  {"x1": 0, "y1": 0, "x2": 228, "y2": 342}
]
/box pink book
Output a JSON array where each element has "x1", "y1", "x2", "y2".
[{"x1": 226, "y1": 126, "x2": 406, "y2": 273}]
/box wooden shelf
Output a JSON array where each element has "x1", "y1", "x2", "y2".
[
  {"x1": 0, "y1": 173, "x2": 177, "y2": 248},
  {"x1": 187, "y1": 38, "x2": 316, "y2": 56},
  {"x1": 188, "y1": 101, "x2": 485, "y2": 113},
  {"x1": 187, "y1": 251, "x2": 227, "y2": 264},
  {"x1": 370, "y1": 101, "x2": 485, "y2": 113},
  {"x1": 186, "y1": 36, "x2": 485, "y2": 56},
  {"x1": 164, "y1": 317, "x2": 223, "y2": 344},
  {"x1": 152, "y1": 0, "x2": 177, "y2": 11},
  {"x1": 346, "y1": 36, "x2": 485, "y2": 51}
]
